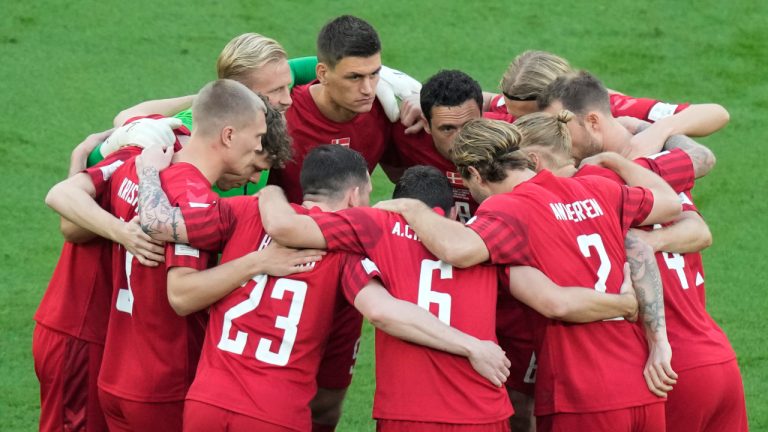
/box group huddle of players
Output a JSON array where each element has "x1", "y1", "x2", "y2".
[{"x1": 35, "y1": 14, "x2": 748, "y2": 432}]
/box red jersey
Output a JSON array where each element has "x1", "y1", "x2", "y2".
[
  {"x1": 270, "y1": 81, "x2": 393, "y2": 203},
  {"x1": 182, "y1": 197, "x2": 373, "y2": 431},
  {"x1": 93, "y1": 159, "x2": 215, "y2": 402},
  {"x1": 468, "y1": 170, "x2": 659, "y2": 415},
  {"x1": 487, "y1": 93, "x2": 690, "y2": 123},
  {"x1": 35, "y1": 147, "x2": 141, "y2": 344},
  {"x1": 576, "y1": 153, "x2": 737, "y2": 373},
  {"x1": 388, "y1": 124, "x2": 479, "y2": 222},
  {"x1": 311, "y1": 207, "x2": 513, "y2": 424}
]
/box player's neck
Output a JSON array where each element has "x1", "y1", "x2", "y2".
[
  {"x1": 603, "y1": 119, "x2": 634, "y2": 157},
  {"x1": 310, "y1": 84, "x2": 359, "y2": 123},
  {"x1": 490, "y1": 169, "x2": 537, "y2": 194},
  {"x1": 302, "y1": 195, "x2": 347, "y2": 212},
  {"x1": 173, "y1": 139, "x2": 225, "y2": 185}
]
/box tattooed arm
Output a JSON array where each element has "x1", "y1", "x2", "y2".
[
  {"x1": 624, "y1": 231, "x2": 678, "y2": 398},
  {"x1": 662, "y1": 134, "x2": 716, "y2": 178},
  {"x1": 135, "y1": 145, "x2": 189, "y2": 243}
]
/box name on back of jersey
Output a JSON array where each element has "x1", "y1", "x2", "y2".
[
  {"x1": 391, "y1": 221, "x2": 419, "y2": 241},
  {"x1": 117, "y1": 177, "x2": 139, "y2": 207},
  {"x1": 549, "y1": 198, "x2": 604, "y2": 223}
]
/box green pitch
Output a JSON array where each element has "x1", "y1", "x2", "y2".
[{"x1": 1, "y1": 0, "x2": 766, "y2": 430}]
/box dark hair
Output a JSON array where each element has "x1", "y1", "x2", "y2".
[
  {"x1": 393, "y1": 165, "x2": 454, "y2": 215},
  {"x1": 300, "y1": 145, "x2": 369, "y2": 200},
  {"x1": 317, "y1": 15, "x2": 381, "y2": 68},
  {"x1": 259, "y1": 94, "x2": 293, "y2": 168},
  {"x1": 420, "y1": 70, "x2": 483, "y2": 124},
  {"x1": 537, "y1": 70, "x2": 611, "y2": 115}
]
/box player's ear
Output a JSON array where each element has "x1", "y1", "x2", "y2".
[
  {"x1": 586, "y1": 112, "x2": 600, "y2": 132},
  {"x1": 527, "y1": 151, "x2": 541, "y2": 172},
  {"x1": 220, "y1": 126, "x2": 234, "y2": 148},
  {"x1": 467, "y1": 166, "x2": 483, "y2": 184},
  {"x1": 316, "y1": 62, "x2": 328, "y2": 85}
]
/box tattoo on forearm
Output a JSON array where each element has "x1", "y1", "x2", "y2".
[
  {"x1": 625, "y1": 233, "x2": 666, "y2": 335},
  {"x1": 664, "y1": 134, "x2": 715, "y2": 177},
  {"x1": 137, "y1": 167, "x2": 184, "y2": 242}
]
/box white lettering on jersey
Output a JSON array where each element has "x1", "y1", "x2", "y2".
[
  {"x1": 391, "y1": 221, "x2": 419, "y2": 241},
  {"x1": 549, "y1": 199, "x2": 604, "y2": 222},
  {"x1": 648, "y1": 102, "x2": 679, "y2": 122},
  {"x1": 174, "y1": 243, "x2": 199, "y2": 258},
  {"x1": 116, "y1": 177, "x2": 139, "y2": 207},
  {"x1": 258, "y1": 234, "x2": 272, "y2": 251},
  {"x1": 99, "y1": 160, "x2": 124, "y2": 181}
]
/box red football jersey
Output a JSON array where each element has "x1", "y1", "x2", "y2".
[
  {"x1": 487, "y1": 93, "x2": 690, "y2": 123},
  {"x1": 94, "y1": 159, "x2": 215, "y2": 402},
  {"x1": 468, "y1": 170, "x2": 659, "y2": 415},
  {"x1": 387, "y1": 124, "x2": 479, "y2": 222},
  {"x1": 35, "y1": 147, "x2": 141, "y2": 344},
  {"x1": 269, "y1": 81, "x2": 393, "y2": 203},
  {"x1": 311, "y1": 207, "x2": 513, "y2": 424},
  {"x1": 183, "y1": 197, "x2": 373, "y2": 431}
]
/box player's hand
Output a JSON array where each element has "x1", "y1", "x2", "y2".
[
  {"x1": 375, "y1": 65, "x2": 422, "y2": 123},
  {"x1": 136, "y1": 143, "x2": 174, "y2": 173},
  {"x1": 399, "y1": 93, "x2": 427, "y2": 134},
  {"x1": 101, "y1": 117, "x2": 183, "y2": 157},
  {"x1": 117, "y1": 216, "x2": 165, "y2": 267},
  {"x1": 628, "y1": 228, "x2": 660, "y2": 253},
  {"x1": 254, "y1": 241, "x2": 326, "y2": 277},
  {"x1": 467, "y1": 339, "x2": 511, "y2": 387},
  {"x1": 643, "y1": 338, "x2": 678, "y2": 397},
  {"x1": 619, "y1": 263, "x2": 639, "y2": 322},
  {"x1": 577, "y1": 151, "x2": 620, "y2": 169}
]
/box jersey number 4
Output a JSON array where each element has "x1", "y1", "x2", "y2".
[{"x1": 217, "y1": 275, "x2": 307, "y2": 366}]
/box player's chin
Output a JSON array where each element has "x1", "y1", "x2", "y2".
[{"x1": 352, "y1": 99, "x2": 376, "y2": 113}]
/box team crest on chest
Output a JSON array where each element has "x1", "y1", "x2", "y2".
[{"x1": 446, "y1": 171, "x2": 464, "y2": 187}]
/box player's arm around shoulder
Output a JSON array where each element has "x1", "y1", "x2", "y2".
[{"x1": 258, "y1": 186, "x2": 327, "y2": 249}]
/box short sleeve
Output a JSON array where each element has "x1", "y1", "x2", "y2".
[
  {"x1": 466, "y1": 198, "x2": 529, "y2": 265},
  {"x1": 180, "y1": 196, "x2": 245, "y2": 252},
  {"x1": 165, "y1": 242, "x2": 214, "y2": 271},
  {"x1": 620, "y1": 185, "x2": 655, "y2": 231},
  {"x1": 83, "y1": 148, "x2": 140, "y2": 198},
  {"x1": 310, "y1": 208, "x2": 384, "y2": 255},
  {"x1": 610, "y1": 93, "x2": 689, "y2": 123},
  {"x1": 339, "y1": 254, "x2": 382, "y2": 305},
  {"x1": 634, "y1": 148, "x2": 695, "y2": 194}
]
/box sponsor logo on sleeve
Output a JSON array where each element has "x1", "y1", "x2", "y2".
[
  {"x1": 648, "y1": 102, "x2": 679, "y2": 122},
  {"x1": 174, "y1": 243, "x2": 200, "y2": 258}
]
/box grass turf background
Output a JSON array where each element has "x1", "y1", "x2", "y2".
[{"x1": 1, "y1": 0, "x2": 766, "y2": 429}]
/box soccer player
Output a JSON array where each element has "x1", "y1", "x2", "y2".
[
  {"x1": 515, "y1": 111, "x2": 748, "y2": 431},
  {"x1": 489, "y1": 50, "x2": 729, "y2": 144},
  {"x1": 259, "y1": 164, "x2": 649, "y2": 431},
  {"x1": 371, "y1": 119, "x2": 682, "y2": 432},
  {"x1": 34, "y1": 129, "x2": 171, "y2": 432},
  {"x1": 131, "y1": 145, "x2": 512, "y2": 431},
  {"x1": 44, "y1": 79, "x2": 289, "y2": 431}
]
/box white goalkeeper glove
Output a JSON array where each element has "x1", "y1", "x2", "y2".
[
  {"x1": 376, "y1": 65, "x2": 422, "y2": 123},
  {"x1": 100, "y1": 117, "x2": 183, "y2": 157}
]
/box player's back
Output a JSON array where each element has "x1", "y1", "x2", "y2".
[
  {"x1": 98, "y1": 159, "x2": 209, "y2": 402},
  {"x1": 476, "y1": 170, "x2": 661, "y2": 415},
  {"x1": 186, "y1": 197, "x2": 362, "y2": 431},
  {"x1": 313, "y1": 206, "x2": 512, "y2": 424}
]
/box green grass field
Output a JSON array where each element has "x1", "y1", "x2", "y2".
[{"x1": 1, "y1": 0, "x2": 766, "y2": 430}]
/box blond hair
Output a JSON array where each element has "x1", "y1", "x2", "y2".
[
  {"x1": 216, "y1": 33, "x2": 287, "y2": 83},
  {"x1": 192, "y1": 79, "x2": 267, "y2": 137},
  {"x1": 514, "y1": 111, "x2": 575, "y2": 169},
  {"x1": 451, "y1": 118, "x2": 535, "y2": 182},
  {"x1": 500, "y1": 51, "x2": 572, "y2": 100}
]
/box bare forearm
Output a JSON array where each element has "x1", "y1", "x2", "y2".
[
  {"x1": 68, "y1": 129, "x2": 114, "y2": 176},
  {"x1": 114, "y1": 95, "x2": 194, "y2": 127},
  {"x1": 137, "y1": 166, "x2": 188, "y2": 243},
  {"x1": 625, "y1": 233, "x2": 668, "y2": 342},
  {"x1": 656, "y1": 103, "x2": 729, "y2": 137},
  {"x1": 634, "y1": 212, "x2": 711, "y2": 254},
  {"x1": 258, "y1": 186, "x2": 327, "y2": 249},
  {"x1": 46, "y1": 180, "x2": 121, "y2": 241}
]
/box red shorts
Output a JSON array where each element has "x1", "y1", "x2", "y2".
[
  {"x1": 98, "y1": 388, "x2": 183, "y2": 432},
  {"x1": 377, "y1": 419, "x2": 510, "y2": 432},
  {"x1": 33, "y1": 324, "x2": 107, "y2": 432},
  {"x1": 537, "y1": 403, "x2": 665, "y2": 432},
  {"x1": 666, "y1": 359, "x2": 748, "y2": 432},
  {"x1": 183, "y1": 400, "x2": 294, "y2": 432},
  {"x1": 316, "y1": 297, "x2": 363, "y2": 389}
]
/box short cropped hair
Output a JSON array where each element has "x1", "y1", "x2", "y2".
[
  {"x1": 537, "y1": 70, "x2": 611, "y2": 115},
  {"x1": 514, "y1": 110, "x2": 575, "y2": 167},
  {"x1": 216, "y1": 33, "x2": 287, "y2": 83},
  {"x1": 300, "y1": 145, "x2": 369, "y2": 200},
  {"x1": 500, "y1": 51, "x2": 571, "y2": 101},
  {"x1": 451, "y1": 119, "x2": 535, "y2": 183},
  {"x1": 317, "y1": 15, "x2": 381, "y2": 68},
  {"x1": 420, "y1": 70, "x2": 483, "y2": 125},
  {"x1": 260, "y1": 94, "x2": 293, "y2": 168},
  {"x1": 393, "y1": 165, "x2": 454, "y2": 215},
  {"x1": 191, "y1": 79, "x2": 267, "y2": 136}
]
